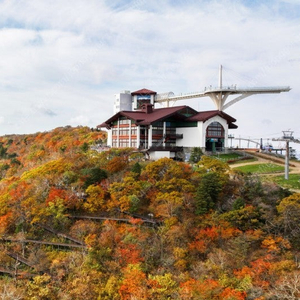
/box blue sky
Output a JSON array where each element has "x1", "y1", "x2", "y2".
[{"x1": 0, "y1": 0, "x2": 300, "y2": 149}]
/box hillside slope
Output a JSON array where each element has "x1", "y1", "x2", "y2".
[{"x1": 0, "y1": 128, "x2": 299, "y2": 299}]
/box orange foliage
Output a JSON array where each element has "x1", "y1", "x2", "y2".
[
  {"x1": 128, "y1": 217, "x2": 144, "y2": 225},
  {"x1": 189, "y1": 224, "x2": 241, "y2": 253},
  {"x1": 0, "y1": 212, "x2": 12, "y2": 234},
  {"x1": 115, "y1": 243, "x2": 144, "y2": 266},
  {"x1": 119, "y1": 265, "x2": 148, "y2": 300},
  {"x1": 180, "y1": 278, "x2": 221, "y2": 299},
  {"x1": 261, "y1": 236, "x2": 291, "y2": 253},
  {"x1": 234, "y1": 255, "x2": 273, "y2": 288},
  {"x1": 220, "y1": 287, "x2": 246, "y2": 300},
  {"x1": 46, "y1": 187, "x2": 66, "y2": 205},
  {"x1": 9, "y1": 181, "x2": 29, "y2": 200},
  {"x1": 105, "y1": 156, "x2": 128, "y2": 173}
]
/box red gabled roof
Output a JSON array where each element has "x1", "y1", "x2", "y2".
[
  {"x1": 100, "y1": 106, "x2": 197, "y2": 128},
  {"x1": 98, "y1": 107, "x2": 237, "y2": 129},
  {"x1": 131, "y1": 88, "x2": 157, "y2": 95},
  {"x1": 136, "y1": 106, "x2": 196, "y2": 125},
  {"x1": 186, "y1": 110, "x2": 236, "y2": 123}
]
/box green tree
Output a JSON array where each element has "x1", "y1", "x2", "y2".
[
  {"x1": 233, "y1": 197, "x2": 245, "y2": 210},
  {"x1": 131, "y1": 162, "x2": 142, "y2": 176},
  {"x1": 81, "y1": 167, "x2": 107, "y2": 189},
  {"x1": 80, "y1": 142, "x2": 89, "y2": 153},
  {"x1": 195, "y1": 172, "x2": 222, "y2": 215},
  {"x1": 189, "y1": 147, "x2": 203, "y2": 163}
]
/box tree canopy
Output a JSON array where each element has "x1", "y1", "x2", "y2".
[{"x1": 0, "y1": 127, "x2": 298, "y2": 299}]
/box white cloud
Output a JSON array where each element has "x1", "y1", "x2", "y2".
[{"x1": 0, "y1": 0, "x2": 299, "y2": 152}]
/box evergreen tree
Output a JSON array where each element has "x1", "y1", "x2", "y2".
[
  {"x1": 189, "y1": 147, "x2": 203, "y2": 163},
  {"x1": 195, "y1": 172, "x2": 222, "y2": 215}
]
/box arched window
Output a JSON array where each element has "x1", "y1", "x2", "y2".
[{"x1": 206, "y1": 122, "x2": 224, "y2": 138}]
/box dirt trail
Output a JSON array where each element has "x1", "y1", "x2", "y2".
[
  {"x1": 231, "y1": 151, "x2": 300, "y2": 193},
  {"x1": 233, "y1": 151, "x2": 300, "y2": 174}
]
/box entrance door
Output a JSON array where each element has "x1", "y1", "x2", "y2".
[{"x1": 205, "y1": 122, "x2": 224, "y2": 152}]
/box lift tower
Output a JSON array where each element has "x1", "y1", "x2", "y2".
[
  {"x1": 155, "y1": 65, "x2": 291, "y2": 110},
  {"x1": 273, "y1": 131, "x2": 300, "y2": 180}
]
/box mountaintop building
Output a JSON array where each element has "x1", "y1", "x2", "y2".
[{"x1": 99, "y1": 88, "x2": 237, "y2": 160}]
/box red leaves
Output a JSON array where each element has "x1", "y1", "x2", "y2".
[
  {"x1": 0, "y1": 212, "x2": 12, "y2": 234},
  {"x1": 234, "y1": 255, "x2": 273, "y2": 288},
  {"x1": 115, "y1": 243, "x2": 144, "y2": 266},
  {"x1": 46, "y1": 187, "x2": 66, "y2": 206},
  {"x1": 189, "y1": 224, "x2": 242, "y2": 254}
]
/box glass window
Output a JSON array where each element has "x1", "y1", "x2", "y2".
[{"x1": 206, "y1": 122, "x2": 224, "y2": 137}]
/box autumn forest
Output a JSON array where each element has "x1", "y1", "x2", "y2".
[{"x1": 0, "y1": 126, "x2": 299, "y2": 299}]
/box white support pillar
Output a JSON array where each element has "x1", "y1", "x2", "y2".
[
  {"x1": 129, "y1": 122, "x2": 132, "y2": 147},
  {"x1": 148, "y1": 125, "x2": 153, "y2": 148},
  {"x1": 117, "y1": 119, "x2": 120, "y2": 147},
  {"x1": 285, "y1": 140, "x2": 289, "y2": 180},
  {"x1": 163, "y1": 122, "x2": 166, "y2": 147},
  {"x1": 137, "y1": 125, "x2": 140, "y2": 148}
]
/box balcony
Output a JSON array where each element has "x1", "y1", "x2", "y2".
[{"x1": 148, "y1": 145, "x2": 183, "y2": 152}]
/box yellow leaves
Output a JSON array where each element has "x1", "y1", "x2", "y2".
[
  {"x1": 148, "y1": 273, "x2": 178, "y2": 298},
  {"x1": 47, "y1": 198, "x2": 69, "y2": 228},
  {"x1": 99, "y1": 275, "x2": 120, "y2": 300},
  {"x1": 152, "y1": 191, "x2": 184, "y2": 218},
  {"x1": 196, "y1": 155, "x2": 230, "y2": 174},
  {"x1": 173, "y1": 247, "x2": 188, "y2": 271},
  {"x1": 277, "y1": 193, "x2": 300, "y2": 214},
  {"x1": 108, "y1": 175, "x2": 150, "y2": 212},
  {"x1": 84, "y1": 184, "x2": 105, "y2": 213},
  {"x1": 66, "y1": 270, "x2": 102, "y2": 299},
  {"x1": 26, "y1": 274, "x2": 54, "y2": 299},
  {"x1": 277, "y1": 193, "x2": 300, "y2": 212},
  {"x1": 261, "y1": 236, "x2": 291, "y2": 253},
  {"x1": 85, "y1": 233, "x2": 98, "y2": 248},
  {"x1": 142, "y1": 157, "x2": 193, "y2": 182},
  {"x1": 118, "y1": 195, "x2": 131, "y2": 212},
  {"x1": 21, "y1": 158, "x2": 71, "y2": 181},
  {"x1": 269, "y1": 260, "x2": 296, "y2": 276},
  {"x1": 155, "y1": 177, "x2": 195, "y2": 194}
]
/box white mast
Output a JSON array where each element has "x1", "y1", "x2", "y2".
[{"x1": 219, "y1": 64, "x2": 222, "y2": 89}]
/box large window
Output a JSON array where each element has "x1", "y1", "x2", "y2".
[
  {"x1": 119, "y1": 129, "x2": 129, "y2": 136},
  {"x1": 119, "y1": 119, "x2": 131, "y2": 125},
  {"x1": 206, "y1": 122, "x2": 224, "y2": 137}
]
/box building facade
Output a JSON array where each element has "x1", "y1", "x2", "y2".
[{"x1": 100, "y1": 88, "x2": 237, "y2": 160}]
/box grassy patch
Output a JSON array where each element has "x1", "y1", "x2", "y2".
[
  {"x1": 267, "y1": 174, "x2": 300, "y2": 190},
  {"x1": 233, "y1": 163, "x2": 285, "y2": 174},
  {"x1": 212, "y1": 152, "x2": 256, "y2": 164},
  {"x1": 227, "y1": 157, "x2": 258, "y2": 164},
  {"x1": 212, "y1": 153, "x2": 242, "y2": 160}
]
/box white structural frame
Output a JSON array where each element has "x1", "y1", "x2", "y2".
[{"x1": 155, "y1": 65, "x2": 291, "y2": 111}]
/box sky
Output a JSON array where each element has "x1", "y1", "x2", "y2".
[{"x1": 0, "y1": 0, "x2": 300, "y2": 150}]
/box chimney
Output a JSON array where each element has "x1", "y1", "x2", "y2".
[{"x1": 142, "y1": 103, "x2": 153, "y2": 114}]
